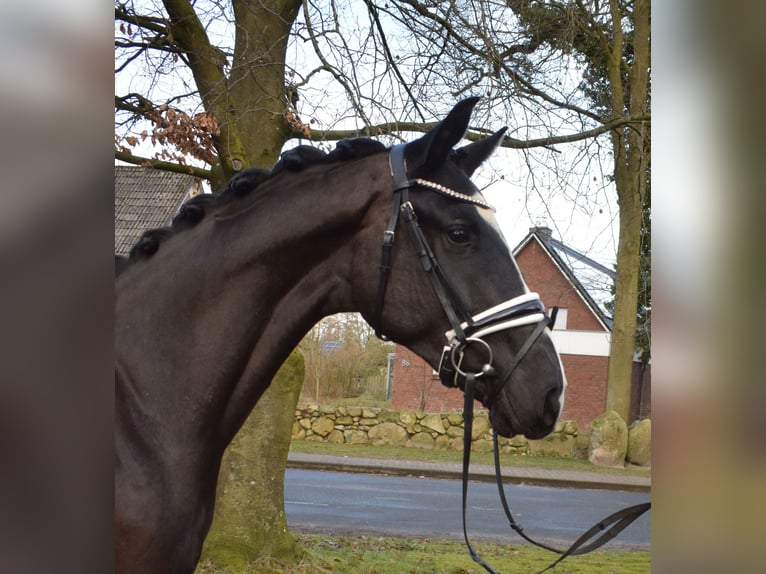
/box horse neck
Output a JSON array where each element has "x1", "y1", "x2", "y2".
[{"x1": 116, "y1": 155, "x2": 388, "y2": 449}]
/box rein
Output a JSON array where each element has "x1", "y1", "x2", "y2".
[
  {"x1": 376, "y1": 143, "x2": 651, "y2": 573},
  {"x1": 459, "y1": 376, "x2": 651, "y2": 574}
]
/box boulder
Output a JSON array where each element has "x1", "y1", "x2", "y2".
[
  {"x1": 310, "y1": 416, "x2": 335, "y2": 437},
  {"x1": 509, "y1": 434, "x2": 528, "y2": 448},
  {"x1": 563, "y1": 420, "x2": 578, "y2": 435},
  {"x1": 326, "y1": 429, "x2": 345, "y2": 445},
  {"x1": 627, "y1": 419, "x2": 651, "y2": 466},
  {"x1": 399, "y1": 410, "x2": 418, "y2": 426},
  {"x1": 447, "y1": 412, "x2": 464, "y2": 426},
  {"x1": 472, "y1": 439, "x2": 494, "y2": 454},
  {"x1": 408, "y1": 432, "x2": 435, "y2": 449},
  {"x1": 347, "y1": 406, "x2": 363, "y2": 417},
  {"x1": 344, "y1": 430, "x2": 369, "y2": 445},
  {"x1": 434, "y1": 435, "x2": 451, "y2": 450},
  {"x1": 528, "y1": 433, "x2": 576, "y2": 458},
  {"x1": 588, "y1": 411, "x2": 628, "y2": 467},
  {"x1": 470, "y1": 415, "x2": 490, "y2": 440},
  {"x1": 449, "y1": 437, "x2": 464, "y2": 451},
  {"x1": 574, "y1": 431, "x2": 590, "y2": 460},
  {"x1": 378, "y1": 409, "x2": 400, "y2": 423},
  {"x1": 421, "y1": 413, "x2": 446, "y2": 434},
  {"x1": 291, "y1": 422, "x2": 305, "y2": 440},
  {"x1": 367, "y1": 422, "x2": 408, "y2": 446}
]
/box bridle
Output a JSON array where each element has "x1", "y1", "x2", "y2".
[
  {"x1": 373, "y1": 144, "x2": 550, "y2": 369},
  {"x1": 374, "y1": 143, "x2": 651, "y2": 573}
]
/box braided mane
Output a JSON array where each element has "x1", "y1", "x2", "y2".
[{"x1": 117, "y1": 138, "x2": 387, "y2": 273}]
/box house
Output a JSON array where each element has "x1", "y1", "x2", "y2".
[
  {"x1": 390, "y1": 226, "x2": 650, "y2": 430},
  {"x1": 114, "y1": 165, "x2": 203, "y2": 255}
]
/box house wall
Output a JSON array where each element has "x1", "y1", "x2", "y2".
[
  {"x1": 557, "y1": 354, "x2": 609, "y2": 430},
  {"x1": 391, "y1": 235, "x2": 618, "y2": 431},
  {"x1": 390, "y1": 346, "x2": 471, "y2": 413},
  {"x1": 513, "y1": 239, "x2": 604, "y2": 331},
  {"x1": 390, "y1": 351, "x2": 610, "y2": 431}
]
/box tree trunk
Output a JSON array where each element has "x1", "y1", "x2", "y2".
[
  {"x1": 200, "y1": 350, "x2": 305, "y2": 569},
  {"x1": 228, "y1": 0, "x2": 302, "y2": 167},
  {"x1": 605, "y1": 0, "x2": 650, "y2": 423},
  {"x1": 167, "y1": 2, "x2": 306, "y2": 565},
  {"x1": 606, "y1": 162, "x2": 642, "y2": 421}
]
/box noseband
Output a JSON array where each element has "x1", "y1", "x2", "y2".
[{"x1": 374, "y1": 144, "x2": 650, "y2": 574}]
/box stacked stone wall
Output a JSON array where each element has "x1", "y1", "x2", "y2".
[{"x1": 292, "y1": 404, "x2": 581, "y2": 458}]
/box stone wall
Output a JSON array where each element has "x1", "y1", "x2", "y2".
[{"x1": 292, "y1": 404, "x2": 581, "y2": 458}]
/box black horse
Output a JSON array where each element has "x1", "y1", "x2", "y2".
[{"x1": 115, "y1": 98, "x2": 566, "y2": 573}]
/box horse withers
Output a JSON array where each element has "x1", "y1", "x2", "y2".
[{"x1": 115, "y1": 97, "x2": 566, "y2": 573}]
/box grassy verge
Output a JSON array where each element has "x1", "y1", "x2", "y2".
[
  {"x1": 198, "y1": 534, "x2": 650, "y2": 573},
  {"x1": 289, "y1": 440, "x2": 651, "y2": 478}
]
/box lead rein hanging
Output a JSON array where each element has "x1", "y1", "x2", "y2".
[{"x1": 458, "y1": 357, "x2": 650, "y2": 573}]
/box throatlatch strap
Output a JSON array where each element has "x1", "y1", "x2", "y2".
[{"x1": 373, "y1": 187, "x2": 406, "y2": 340}]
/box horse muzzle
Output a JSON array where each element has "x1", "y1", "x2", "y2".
[{"x1": 437, "y1": 292, "x2": 564, "y2": 438}]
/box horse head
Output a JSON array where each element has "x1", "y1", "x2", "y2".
[{"x1": 362, "y1": 97, "x2": 566, "y2": 439}]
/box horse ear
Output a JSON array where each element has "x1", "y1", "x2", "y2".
[
  {"x1": 454, "y1": 127, "x2": 508, "y2": 176},
  {"x1": 406, "y1": 97, "x2": 481, "y2": 172}
]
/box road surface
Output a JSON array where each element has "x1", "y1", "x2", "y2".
[{"x1": 284, "y1": 468, "x2": 650, "y2": 550}]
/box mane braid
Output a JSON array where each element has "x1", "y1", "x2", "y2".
[{"x1": 117, "y1": 137, "x2": 387, "y2": 268}]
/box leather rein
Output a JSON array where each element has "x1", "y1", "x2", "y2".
[{"x1": 374, "y1": 144, "x2": 650, "y2": 573}]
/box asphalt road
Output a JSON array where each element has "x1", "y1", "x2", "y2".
[{"x1": 284, "y1": 468, "x2": 651, "y2": 550}]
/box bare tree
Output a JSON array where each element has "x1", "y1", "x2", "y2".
[
  {"x1": 115, "y1": 0, "x2": 649, "y2": 565},
  {"x1": 373, "y1": 0, "x2": 650, "y2": 421},
  {"x1": 299, "y1": 314, "x2": 390, "y2": 401}
]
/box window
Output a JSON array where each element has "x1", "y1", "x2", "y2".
[{"x1": 552, "y1": 307, "x2": 568, "y2": 330}]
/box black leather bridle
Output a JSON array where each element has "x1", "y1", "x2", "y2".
[
  {"x1": 373, "y1": 144, "x2": 550, "y2": 362},
  {"x1": 374, "y1": 143, "x2": 651, "y2": 573}
]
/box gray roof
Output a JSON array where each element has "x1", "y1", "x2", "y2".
[
  {"x1": 514, "y1": 227, "x2": 614, "y2": 331},
  {"x1": 115, "y1": 166, "x2": 200, "y2": 255}
]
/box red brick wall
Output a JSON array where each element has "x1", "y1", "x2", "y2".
[
  {"x1": 514, "y1": 239, "x2": 604, "y2": 331},
  {"x1": 390, "y1": 235, "x2": 651, "y2": 432},
  {"x1": 391, "y1": 349, "x2": 609, "y2": 431},
  {"x1": 558, "y1": 354, "x2": 609, "y2": 431},
  {"x1": 391, "y1": 346, "x2": 481, "y2": 412}
]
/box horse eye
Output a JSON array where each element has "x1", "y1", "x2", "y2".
[{"x1": 447, "y1": 227, "x2": 471, "y2": 245}]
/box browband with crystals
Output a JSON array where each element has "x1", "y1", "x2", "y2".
[{"x1": 410, "y1": 178, "x2": 494, "y2": 211}]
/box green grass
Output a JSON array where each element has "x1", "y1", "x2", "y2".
[
  {"x1": 289, "y1": 440, "x2": 651, "y2": 478},
  {"x1": 197, "y1": 534, "x2": 650, "y2": 573}
]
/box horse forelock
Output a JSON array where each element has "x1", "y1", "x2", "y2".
[{"x1": 118, "y1": 138, "x2": 388, "y2": 267}]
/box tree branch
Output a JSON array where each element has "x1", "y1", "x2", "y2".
[
  {"x1": 115, "y1": 150, "x2": 212, "y2": 179},
  {"x1": 498, "y1": 114, "x2": 650, "y2": 149},
  {"x1": 162, "y1": 0, "x2": 246, "y2": 178},
  {"x1": 394, "y1": 0, "x2": 603, "y2": 123},
  {"x1": 362, "y1": 0, "x2": 425, "y2": 122},
  {"x1": 115, "y1": 5, "x2": 170, "y2": 37},
  {"x1": 294, "y1": 113, "x2": 649, "y2": 148},
  {"x1": 301, "y1": 0, "x2": 371, "y2": 126}
]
